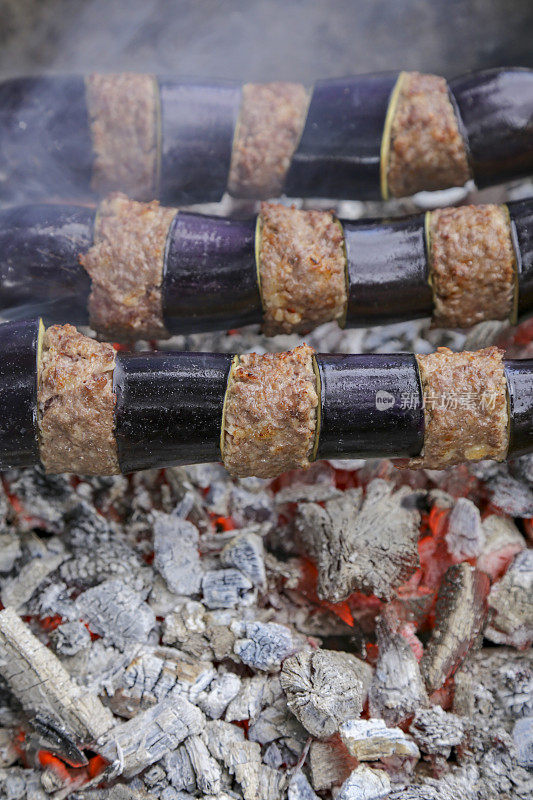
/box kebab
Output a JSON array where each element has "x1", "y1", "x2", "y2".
[
  {"x1": 1, "y1": 317, "x2": 531, "y2": 477},
  {"x1": 1, "y1": 195, "x2": 531, "y2": 340},
  {"x1": 0, "y1": 68, "x2": 531, "y2": 204}
]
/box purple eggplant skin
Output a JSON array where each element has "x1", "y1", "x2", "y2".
[
  {"x1": 505, "y1": 360, "x2": 533, "y2": 458},
  {"x1": 0, "y1": 204, "x2": 93, "y2": 326},
  {"x1": 113, "y1": 351, "x2": 233, "y2": 473},
  {"x1": 508, "y1": 199, "x2": 533, "y2": 317},
  {"x1": 158, "y1": 79, "x2": 242, "y2": 205},
  {"x1": 163, "y1": 212, "x2": 262, "y2": 334},
  {"x1": 0, "y1": 317, "x2": 40, "y2": 469},
  {"x1": 284, "y1": 72, "x2": 399, "y2": 200},
  {"x1": 343, "y1": 214, "x2": 432, "y2": 326},
  {"x1": 0, "y1": 77, "x2": 93, "y2": 203},
  {"x1": 450, "y1": 68, "x2": 533, "y2": 188},
  {"x1": 315, "y1": 353, "x2": 424, "y2": 460}
]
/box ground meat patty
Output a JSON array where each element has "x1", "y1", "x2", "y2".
[
  {"x1": 430, "y1": 204, "x2": 516, "y2": 328},
  {"x1": 86, "y1": 74, "x2": 159, "y2": 200},
  {"x1": 223, "y1": 344, "x2": 318, "y2": 479},
  {"x1": 408, "y1": 347, "x2": 508, "y2": 470},
  {"x1": 385, "y1": 72, "x2": 471, "y2": 198},
  {"x1": 38, "y1": 324, "x2": 119, "y2": 475},
  {"x1": 259, "y1": 203, "x2": 347, "y2": 336},
  {"x1": 228, "y1": 83, "x2": 309, "y2": 199},
  {"x1": 81, "y1": 193, "x2": 176, "y2": 341}
]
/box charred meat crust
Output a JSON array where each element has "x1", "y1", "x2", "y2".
[
  {"x1": 38, "y1": 324, "x2": 119, "y2": 475},
  {"x1": 259, "y1": 203, "x2": 347, "y2": 335},
  {"x1": 430, "y1": 204, "x2": 516, "y2": 328},
  {"x1": 386, "y1": 72, "x2": 471, "y2": 198},
  {"x1": 222, "y1": 344, "x2": 318, "y2": 479},
  {"x1": 85, "y1": 74, "x2": 159, "y2": 201},
  {"x1": 228, "y1": 82, "x2": 309, "y2": 199},
  {"x1": 81, "y1": 193, "x2": 176, "y2": 341},
  {"x1": 409, "y1": 346, "x2": 508, "y2": 470}
]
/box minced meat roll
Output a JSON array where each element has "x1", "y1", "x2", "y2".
[
  {"x1": 222, "y1": 344, "x2": 318, "y2": 478},
  {"x1": 259, "y1": 203, "x2": 347, "y2": 335}
]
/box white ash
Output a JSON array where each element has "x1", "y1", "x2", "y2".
[
  {"x1": 335, "y1": 765, "x2": 391, "y2": 800},
  {"x1": 229, "y1": 483, "x2": 276, "y2": 528},
  {"x1": 296, "y1": 481, "x2": 420, "y2": 602},
  {"x1": 409, "y1": 706, "x2": 465, "y2": 758},
  {"x1": 484, "y1": 468, "x2": 533, "y2": 517},
  {"x1": 202, "y1": 568, "x2": 255, "y2": 609},
  {"x1": 280, "y1": 649, "x2": 367, "y2": 738},
  {"x1": 0, "y1": 550, "x2": 66, "y2": 611},
  {"x1": 248, "y1": 691, "x2": 308, "y2": 752},
  {"x1": 183, "y1": 734, "x2": 222, "y2": 795},
  {"x1": 0, "y1": 533, "x2": 21, "y2": 574},
  {"x1": 233, "y1": 620, "x2": 295, "y2": 672},
  {"x1": 220, "y1": 532, "x2": 266, "y2": 588},
  {"x1": 485, "y1": 549, "x2": 533, "y2": 649},
  {"x1": 76, "y1": 579, "x2": 156, "y2": 650},
  {"x1": 197, "y1": 671, "x2": 241, "y2": 719},
  {"x1": 368, "y1": 607, "x2": 428, "y2": 726},
  {"x1": 152, "y1": 512, "x2": 203, "y2": 596},
  {"x1": 203, "y1": 719, "x2": 264, "y2": 800},
  {"x1": 288, "y1": 770, "x2": 320, "y2": 800},
  {"x1": 97, "y1": 694, "x2": 204, "y2": 779},
  {"x1": 224, "y1": 674, "x2": 270, "y2": 722},
  {"x1": 477, "y1": 514, "x2": 526, "y2": 579},
  {"x1": 513, "y1": 717, "x2": 533, "y2": 769},
  {"x1": 340, "y1": 718, "x2": 420, "y2": 762},
  {"x1": 60, "y1": 540, "x2": 146, "y2": 591},
  {"x1": 162, "y1": 744, "x2": 196, "y2": 793},
  {"x1": 0, "y1": 767, "x2": 48, "y2": 800},
  {"x1": 50, "y1": 621, "x2": 92, "y2": 656},
  {"x1": 445, "y1": 498, "x2": 485, "y2": 559}
]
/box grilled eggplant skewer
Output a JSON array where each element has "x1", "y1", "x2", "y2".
[
  {"x1": 1, "y1": 196, "x2": 531, "y2": 340},
  {"x1": 0, "y1": 318, "x2": 531, "y2": 478},
  {"x1": 0, "y1": 68, "x2": 531, "y2": 205}
]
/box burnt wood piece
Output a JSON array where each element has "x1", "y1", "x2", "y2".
[
  {"x1": 0, "y1": 204, "x2": 93, "y2": 325},
  {"x1": 315, "y1": 353, "x2": 425, "y2": 460},
  {"x1": 450, "y1": 68, "x2": 533, "y2": 188},
  {"x1": 162, "y1": 212, "x2": 261, "y2": 334},
  {"x1": 0, "y1": 317, "x2": 40, "y2": 469},
  {"x1": 284, "y1": 72, "x2": 399, "y2": 199},
  {"x1": 113, "y1": 351, "x2": 233, "y2": 473},
  {"x1": 158, "y1": 79, "x2": 241, "y2": 204}
]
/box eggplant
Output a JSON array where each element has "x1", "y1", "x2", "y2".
[
  {"x1": 0, "y1": 204, "x2": 93, "y2": 325},
  {"x1": 450, "y1": 68, "x2": 533, "y2": 188},
  {"x1": 505, "y1": 359, "x2": 533, "y2": 459},
  {"x1": 314, "y1": 353, "x2": 424, "y2": 460},
  {"x1": 113, "y1": 351, "x2": 233, "y2": 473},
  {"x1": 0, "y1": 317, "x2": 41, "y2": 469},
  {"x1": 158, "y1": 79, "x2": 242, "y2": 205},
  {"x1": 343, "y1": 214, "x2": 432, "y2": 326},
  {"x1": 284, "y1": 72, "x2": 399, "y2": 199},
  {"x1": 508, "y1": 199, "x2": 533, "y2": 317},
  {"x1": 162, "y1": 212, "x2": 261, "y2": 334},
  {"x1": 0, "y1": 77, "x2": 93, "y2": 203}
]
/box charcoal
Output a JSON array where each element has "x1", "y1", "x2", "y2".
[
  {"x1": 340, "y1": 719, "x2": 419, "y2": 762},
  {"x1": 60, "y1": 540, "x2": 145, "y2": 590},
  {"x1": 152, "y1": 512, "x2": 203, "y2": 596},
  {"x1": 485, "y1": 549, "x2": 533, "y2": 648},
  {"x1": 368, "y1": 607, "x2": 428, "y2": 726},
  {"x1": 288, "y1": 770, "x2": 320, "y2": 800},
  {"x1": 421, "y1": 563, "x2": 489, "y2": 692},
  {"x1": 263, "y1": 741, "x2": 283, "y2": 769},
  {"x1": 0, "y1": 534, "x2": 21, "y2": 574},
  {"x1": 248, "y1": 692, "x2": 307, "y2": 750},
  {"x1": 409, "y1": 706, "x2": 465, "y2": 758},
  {"x1": 162, "y1": 600, "x2": 207, "y2": 645},
  {"x1": 477, "y1": 514, "x2": 526, "y2": 580},
  {"x1": 295, "y1": 481, "x2": 420, "y2": 602},
  {"x1": 65, "y1": 499, "x2": 116, "y2": 548},
  {"x1": 445, "y1": 498, "x2": 484, "y2": 559},
  {"x1": 49, "y1": 621, "x2": 91, "y2": 657},
  {"x1": 0, "y1": 729, "x2": 17, "y2": 768},
  {"x1": 0, "y1": 608, "x2": 114, "y2": 743},
  {"x1": 76, "y1": 579, "x2": 156, "y2": 650},
  {"x1": 229, "y1": 484, "x2": 275, "y2": 527},
  {"x1": 183, "y1": 734, "x2": 222, "y2": 795},
  {"x1": 0, "y1": 767, "x2": 48, "y2": 800},
  {"x1": 225, "y1": 675, "x2": 268, "y2": 722},
  {"x1": 198, "y1": 671, "x2": 242, "y2": 719},
  {"x1": 309, "y1": 737, "x2": 357, "y2": 791},
  {"x1": 335, "y1": 765, "x2": 391, "y2": 800},
  {"x1": 202, "y1": 568, "x2": 254, "y2": 609},
  {"x1": 203, "y1": 719, "x2": 262, "y2": 800},
  {"x1": 509, "y1": 454, "x2": 533, "y2": 484},
  {"x1": 163, "y1": 745, "x2": 196, "y2": 793},
  {"x1": 5, "y1": 467, "x2": 73, "y2": 531},
  {"x1": 1, "y1": 551, "x2": 65, "y2": 610},
  {"x1": 221, "y1": 532, "x2": 266, "y2": 588},
  {"x1": 487, "y1": 472, "x2": 533, "y2": 517},
  {"x1": 275, "y1": 483, "x2": 342, "y2": 504},
  {"x1": 385, "y1": 766, "x2": 478, "y2": 800},
  {"x1": 97, "y1": 694, "x2": 204, "y2": 779},
  {"x1": 513, "y1": 717, "x2": 533, "y2": 768},
  {"x1": 281, "y1": 649, "x2": 367, "y2": 738},
  {"x1": 233, "y1": 620, "x2": 294, "y2": 672}
]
